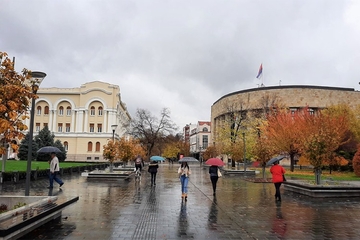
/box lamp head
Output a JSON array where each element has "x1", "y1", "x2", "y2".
[{"x1": 26, "y1": 71, "x2": 46, "y2": 93}]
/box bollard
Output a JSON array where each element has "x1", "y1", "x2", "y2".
[
  {"x1": 31, "y1": 169, "x2": 38, "y2": 180},
  {"x1": 12, "y1": 171, "x2": 19, "y2": 183},
  {"x1": 60, "y1": 168, "x2": 64, "y2": 175}
]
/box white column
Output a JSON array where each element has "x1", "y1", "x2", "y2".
[
  {"x1": 71, "y1": 110, "x2": 76, "y2": 132},
  {"x1": 76, "y1": 110, "x2": 84, "y2": 132},
  {"x1": 103, "y1": 110, "x2": 107, "y2": 133},
  {"x1": 107, "y1": 111, "x2": 116, "y2": 132},
  {"x1": 84, "y1": 110, "x2": 88, "y2": 132},
  {"x1": 52, "y1": 110, "x2": 57, "y2": 132},
  {"x1": 49, "y1": 109, "x2": 53, "y2": 131}
]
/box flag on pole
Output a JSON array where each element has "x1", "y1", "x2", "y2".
[{"x1": 256, "y1": 64, "x2": 263, "y2": 78}]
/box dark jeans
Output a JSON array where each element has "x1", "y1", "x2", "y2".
[
  {"x1": 210, "y1": 176, "x2": 219, "y2": 193},
  {"x1": 151, "y1": 172, "x2": 157, "y2": 185},
  {"x1": 49, "y1": 171, "x2": 63, "y2": 188},
  {"x1": 274, "y1": 182, "x2": 282, "y2": 200},
  {"x1": 135, "y1": 164, "x2": 142, "y2": 171}
]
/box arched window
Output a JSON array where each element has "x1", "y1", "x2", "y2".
[
  {"x1": 90, "y1": 106, "x2": 95, "y2": 116},
  {"x1": 95, "y1": 142, "x2": 100, "y2": 152},
  {"x1": 59, "y1": 106, "x2": 64, "y2": 116},
  {"x1": 87, "y1": 142, "x2": 93, "y2": 152},
  {"x1": 44, "y1": 106, "x2": 49, "y2": 115},
  {"x1": 98, "y1": 107, "x2": 103, "y2": 116},
  {"x1": 203, "y1": 127, "x2": 208, "y2": 132},
  {"x1": 64, "y1": 141, "x2": 69, "y2": 151},
  {"x1": 66, "y1": 106, "x2": 71, "y2": 116},
  {"x1": 36, "y1": 106, "x2": 41, "y2": 115}
]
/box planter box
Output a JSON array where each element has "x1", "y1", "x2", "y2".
[
  {"x1": 0, "y1": 196, "x2": 78, "y2": 239},
  {"x1": 86, "y1": 170, "x2": 134, "y2": 180},
  {"x1": 223, "y1": 170, "x2": 256, "y2": 177},
  {"x1": 284, "y1": 180, "x2": 360, "y2": 198}
]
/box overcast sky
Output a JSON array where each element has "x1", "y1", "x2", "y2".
[{"x1": 1, "y1": 0, "x2": 360, "y2": 131}]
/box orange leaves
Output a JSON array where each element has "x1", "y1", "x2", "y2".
[
  {"x1": 1, "y1": 51, "x2": 36, "y2": 147},
  {"x1": 103, "y1": 137, "x2": 145, "y2": 163}
]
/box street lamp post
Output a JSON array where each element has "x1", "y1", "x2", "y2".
[
  {"x1": 111, "y1": 124, "x2": 118, "y2": 141},
  {"x1": 242, "y1": 132, "x2": 246, "y2": 173},
  {"x1": 25, "y1": 71, "x2": 46, "y2": 196}
]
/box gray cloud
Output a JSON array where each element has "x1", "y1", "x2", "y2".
[{"x1": 1, "y1": 0, "x2": 359, "y2": 128}]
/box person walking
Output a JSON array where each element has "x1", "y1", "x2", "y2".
[
  {"x1": 178, "y1": 162, "x2": 191, "y2": 201},
  {"x1": 48, "y1": 152, "x2": 64, "y2": 189},
  {"x1": 134, "y1": 155, "x2": 143, "y2": 172},
  {"x1": 209, "y1": 165, "x2": 220, "y2": 196},
  {"x1": 148, "y1": 160, "x2": 159, "y2": 186},
  {"x1": 270, "y1": 161, "x2": 286, "y2": 201}
]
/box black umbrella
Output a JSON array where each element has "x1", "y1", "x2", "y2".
[
  {"x1": 266, "y1": 155, "x2": 286, "y2": 166},
  {"x1": 178, "y1": 157, "x2": 199, "y2": 163},
  {"x1": 37, "y1": 146, "x2": 62, "y2": 153}
]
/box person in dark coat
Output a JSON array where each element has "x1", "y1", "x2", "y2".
[
  {"x1": 209, "y1": 165, "x2": 219, "y2": 195},
  {"x1": 148, "y1": 160, "x2": 159, "y2": 186}
]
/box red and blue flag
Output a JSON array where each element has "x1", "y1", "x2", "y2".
[{"x1": 256, "y1": 64, "x2": 263, "y2": 78}]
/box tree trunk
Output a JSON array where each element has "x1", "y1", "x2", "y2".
[
  {"x1": 315, "y1": 168, "x2": 321, "y2": 185},
  {"x1": 290, "y1": 153, "x2": 295, "y2": 172},
  {"x1": 110, "y1": 162, "x2": 114, "y2": 173},
  {"x1": 262, "y1": 165, "x2": 266, "y2": 179}
]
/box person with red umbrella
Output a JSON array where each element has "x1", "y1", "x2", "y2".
[
  {"x1": 209, "y1": 165, "x2": 220, "y2": 196},
  {"x1": 205, "y1": 158, "x2": 224, "y2": 196}
]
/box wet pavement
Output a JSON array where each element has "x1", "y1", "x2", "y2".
[{"x1": 1, "y1": 164, "x2": 360, "y2": 239}]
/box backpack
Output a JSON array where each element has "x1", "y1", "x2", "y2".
[{"x1": 135, "y1": 158, "x2": 141, "y2": 164}]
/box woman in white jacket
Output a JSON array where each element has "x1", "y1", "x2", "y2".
[{"x1": 178, "y1": 162, "x2": 191, "y2": 201}]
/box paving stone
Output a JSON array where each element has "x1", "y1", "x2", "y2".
[{"x1": 1, "y1": 164, "x2": 360, "y2": 239}]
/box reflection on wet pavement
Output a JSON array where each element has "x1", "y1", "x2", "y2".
[{"x1": 1, "y1": 163, "x2": 360, "y2": 239}]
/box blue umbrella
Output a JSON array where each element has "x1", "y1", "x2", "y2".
[{"x1": 150, "y1": 156, "x2": 165, "y2": 161}]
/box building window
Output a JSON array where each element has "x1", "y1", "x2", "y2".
[
  {"x1": 58, "y1": 123, "x2": 63, "y2": 132},
  {"x1": 59, "y1": 106, "x2": 64, "y2": 116},
  {"x1": 66, "y1": 106, "x2": 71, "y2": 116},
  {"x1": 36, "y1": 123, "x2": 40, "y2": 132},
  {"x1": 66, "y1": 123, "x2": 70, "y2": 132},
  {"x1": 64, "y1": 141, "x2": 68, "y2": 151},
  {"x1": 97, "y1": 124, "x2": 102, "y2": 132},
  {"x1": 90, "y1": 106, "x2": 95, "y2": 116},
  {"x1": 88, "y1": 142, "x2": 93, "y2": 152},
  {"x1": 90, "y1": 124, "x2": 94, "y2": 132},
  {"x1": 96, "y1": 142, "x2": 100, "y2": 152},
  {"x1": 44, "y1": 106, "x2": 49, "y2": 115},
  {"x1": 36, "y1": 106, "x2": 41, "y2": 115},
  {"x1": 44, "y1": 123, "x2": 48, "y2": 128},
  {"x1": 203, "y1": 127, "x2": 208, "y2": 132},
  {"x1": 87, "y1": 157, "x2": 92, "y2": 160},
  {"x1": 94, "y1": 157, "x2": 100, "y2": 160},
  {"x1": 98, "y1": 107, "x2": 103, "y2": 116},
  {"x1": 202, "y1": 135, "x2": 208, "y2": 149}
]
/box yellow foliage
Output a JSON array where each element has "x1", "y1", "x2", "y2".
[{"x1": 298, "y1": 155, "x2": 311, "y2": 166}]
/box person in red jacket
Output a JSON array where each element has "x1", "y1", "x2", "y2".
[{"x1": 270, "y1": 161, "x2": 286, "y2": 201}]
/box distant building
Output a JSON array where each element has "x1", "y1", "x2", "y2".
[
  {"x1": 186, "y1": 121, "x2": 211, "y2": 161},
  {"x1": 20, "y1": 81, "x2": 131, "y2": 161},
  {"x1": 211, "y1": 85, "x2": 360, "y2": 165}
]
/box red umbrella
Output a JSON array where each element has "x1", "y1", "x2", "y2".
[{"x1": 205, "y1": 158, "x2": 225, "y2": 166}]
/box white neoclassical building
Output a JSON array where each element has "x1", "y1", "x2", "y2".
[{"x1": 23, "y1": 81, "x2": 131, "y2": 161}]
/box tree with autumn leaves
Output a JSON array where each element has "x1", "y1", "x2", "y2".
[
  {"x1": 261, "y1": 106, "x2": 353, "y2": 184},
  {"x1": 0, "y1": 52, "x2": 36, "y2": 155},
  {"x1": 103, "y1": 137, "x2": 146, "y2": 170}
]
